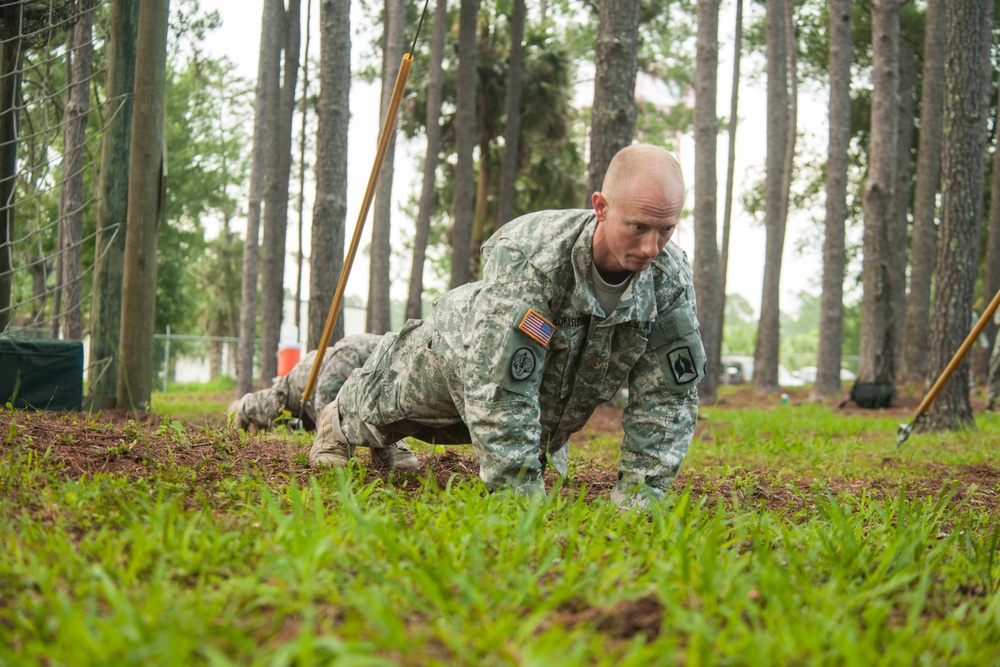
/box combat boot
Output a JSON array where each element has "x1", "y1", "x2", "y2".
[
  {"x1": 228, "y1": 400, "x2": 247, "y2": 431},
  {"x1": 371, "y1": 442, "x2": 420, "y2": 471},
  {"x1": 309, "y1": 401, "x2": 356, "y2": 467}
]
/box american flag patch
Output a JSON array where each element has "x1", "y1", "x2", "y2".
[{"x1": 518, "y1": 309, "x2": 556, "y2": 346}]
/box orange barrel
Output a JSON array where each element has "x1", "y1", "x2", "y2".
[{"x1": 276, "y1": 343, "x2": 302, "y2": 377}]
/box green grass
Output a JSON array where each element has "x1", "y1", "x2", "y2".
[{"x1": 2, "y1": 392, "x2": 1000, "y2": 665}]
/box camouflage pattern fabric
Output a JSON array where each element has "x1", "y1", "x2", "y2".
[
  {"x1": 312, "y1": 210, "x2": 705, "y2": 508},
  {"x1": 235, "y1": 333, "x2": 382, "y2": 429}
]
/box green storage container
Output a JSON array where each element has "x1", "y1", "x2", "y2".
[{"x1": 0, "y1": 337, "x2": 83, "y2": 411}]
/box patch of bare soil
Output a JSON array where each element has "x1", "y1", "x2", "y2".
[{"x1": 3, "y1": 396, "x2": 999, "y2": 513}]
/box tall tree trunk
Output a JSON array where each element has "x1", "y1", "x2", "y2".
[
  {"x1": 889, "y1": 43, "x2": 915, "y2": 371},
  {"x1": 694, "y1": 0, "x2": 721, "y2": 403},
  {"x1": 58, "y1": 0, "x2": 94, "y2": 342},
  {"x1": 717, "y1": 0, "x2": 742, "y2": 376},
  {"x1": 469, "y1": 122, "x2": 491, "y2": 282},
  {"x1": 117, "y1": 0, "x2": 169, "y2": 411},
  {"x1": 899, "y1": 0, "x2": 945, "y2": 382},
  {"x1": 984, "y1": 101, "x2": 1000, "y2": 360},
  {"x1": 308, "y1": 0, "x2": 350, "y2": 349},
  {"x1": 294, "y1": 0, "x2": 312, "y2": 340},
  {"x1": 89, "y1": 0, "x2": 139, "y2": 404},
  {"x1": 237, "y1": 0, "x2": 283, "y2": 396},
  {"x1": 856, "y1": 0, "x2": 900, "y2": 395},
  {"x1": 405, "y1": 0, "x2": 446, "y2": 320},
  {"x1": 367, "y1": 0, "x2": 404, "y2": 333},
  {"x1": 260, "y1": 0, "x2": 301, "y2": 382},
  {"x1": 921, "y1": 0, "x2": 993, "y2": 431},
  {"x1": 449, "y1": 0, "x2": 479, "y2": 289},
  {"x1": 494, "y1": 0, "x2": 525, "y2": 231},
  {"x1": 814, "y1": 0, "x2": 851, "y2": 399},
  {"x1": 753, "y1": 0, "x2": 789, "y2": 394},
  {"x1": 0, "y1": 7, "x2": 20, "y2": 333},
  {"x1": 586, "y1": 0, "x2": 640, "y2": 201}
]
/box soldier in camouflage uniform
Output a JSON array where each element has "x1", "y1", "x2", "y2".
[
  {"x1": 229, "y1": 334, "x2": 382, "y2": 430},
  {"x1": 310, "y1": 144, "x2": 705, "y2": 508}
]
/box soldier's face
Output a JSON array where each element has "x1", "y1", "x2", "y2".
[{"x1": 591, "y1": 174, "x2": 683, "y2": 281}]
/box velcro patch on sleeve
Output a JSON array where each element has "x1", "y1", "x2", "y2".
[{"x1": 518, "y1": 308, "x2": 556, "y2": 347}]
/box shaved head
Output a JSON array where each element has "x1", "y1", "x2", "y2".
[{"x1": 600, "y1": 144, "x2": 684, "y2": 205}]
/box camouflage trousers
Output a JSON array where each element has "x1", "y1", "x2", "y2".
[{"x1": 309, "y1": 331, "x2": 568, "y2": 489}]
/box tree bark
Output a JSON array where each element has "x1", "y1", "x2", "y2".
[
  {"x1": 405, "y1": 0, "x2": 446, "y2": 320},
  {"x1": 308, "y1": 0, "x2": 350, "y2": 349},
  {"x1": 889, "y1": 42, "x2": 915, "y2": 371},
  {"x1": 814, "y1": 0, "x2": 851, "y2": 399},
  {"x1": 449, "y1": 0, "x2": 479, "y2": 289},
  {"x1": 260, "y1": 0, "x2": 301, "y2": 381},
  {"x1": 753, "y1": 0, "x2": 789, "y2": 394},
  {"x1": 899, "y1": 0, "x2": 945, "y2": 382},
  {"x1": 237, "y1": 0, "x2": 283, "y2": 396},
  {"x1": 0, "y1": 7, "x2": 19, "y2": 333},
  {"x1": 294, "y1": 0, "x2": 312, "y2": 340},
  {"x1": 88, "y1": 0, "x2": 139, "y2": 404},
  {"x1": 856, "y1": 0, "x2": 900, "y2": 393},
  {"x1": 984, "y1": 101, "x2": 1000, "y2": 361},
  {"x1": 921, "y1": 0, "x2": 993, "y2": 431},
  {"x1": 693, "y1": 0, "x2": 721, "y2": 403},
  {"x1": 367, "y1": 0, "x2": 404, "y2": 333},
  {"x1": 494, "y1": 0, "x2": 525, "y2": 232},
  {"x1": 717, "y1": 0, "x2": 742, "y2": 384},
  {"x1": 117, "y1": 0, "x2": 169, "y2": 411},
  {"x1": 58, "y1": 0, "x2": 95, "y2": 342},
  {"x1": 586, "y1": 0, "x2": 640, "y2": 201}
]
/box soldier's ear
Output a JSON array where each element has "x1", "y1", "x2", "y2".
[{"x1": 592, "y1": 192, "x2": 608, "y2": 221}]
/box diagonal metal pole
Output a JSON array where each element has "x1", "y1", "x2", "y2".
[
  {"x1": 897, "y1": 285, "x2": 1000, "y2": 447},
  {"x1": 298, "y1": 0, "x2": 430, "y2": 419}
]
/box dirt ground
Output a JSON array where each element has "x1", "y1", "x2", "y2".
[{"x1": 3, "y1": 382, "x2": 999, "y2": 513}]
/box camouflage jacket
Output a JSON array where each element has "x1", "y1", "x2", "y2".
[{"x1": 427, "y1": 209, "x2": 705, "y2": 505}]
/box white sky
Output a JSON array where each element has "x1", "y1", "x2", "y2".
[{"x1": 199, "y1": 0, "x2": 829, "y2": 341}]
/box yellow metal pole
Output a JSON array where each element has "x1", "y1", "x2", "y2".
[{"x1": 299, "y1": 53, "x2": 414, "y2": 412}]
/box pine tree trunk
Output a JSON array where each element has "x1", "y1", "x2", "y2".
[
  {"x1": 260, "y1": 0, "x2": 301, "y2": 382},
  {"x1": 117, "y1": 0, "x2": 168, "y2": 410},
  {"x1": 494, "y1": 0, "x2": 525, "y2": 232},
  {"x1": 694, "y1": 0, "x2": 721, "y2": 403},
  {"x1": 814, "y1": 0, "x2": 851, "y2": 399},
  {"x1": 237, "y1": 0, "x2": 284, "y2": 395},
  {"x1": 921, "y1": 0, "x2": 994, "y2": 431},
  {"x1": 294, "y1": 0, "x2": 312, "y2": 340},
  {"x1": 753, "y1": 0, "x2": 789, "y2": 394},
  {"x1": 899, "y1": 0, "x2": 945, "y2": 382},
  {"x1": 58, "y1": 0, "x2": 94, "y2": 342},
  {"x1": 717, "y1": 0, "x2": 742, "y2": 386},
  {"x1": 586, "y1": 0, "x2": 640, "y2": 201},
  {"x1": 89, "y1": 0, "x2": 139, "y2": 404},
  {"x1": 984, "y1": 102, "x2": 1000, "y2": 359},
  {"x1": 889, "y1": 43, "x2": 915, "y2": 373},
  {"x1": 0, "y1": 8, "x2": 17, "y2": 333},
  {"x1": 308, "y1": 0, "x2": 350, "y2": 349},
  {"x1": 856, "y1": 0, "x2": 900, "y2": 395},
  {"x1": 449, "y1": 0, "x2": 479, "y2": 289},
  {"x1": 367, "y1": 0, "x2": 404, "y2": 333},
  {"x1": 405, "y1": 0, "x2": 445, "y2": 320}
]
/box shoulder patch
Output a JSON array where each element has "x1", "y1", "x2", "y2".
[
  {"x1": 667, "y1": 346, "x2": 699, "y2": 384},
  {"x1": 510, "y1": 347, "x2": 537, "y2": 380},
  {"x1": 518, "y1": 308, "x2": 556, "y2": 346}
]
